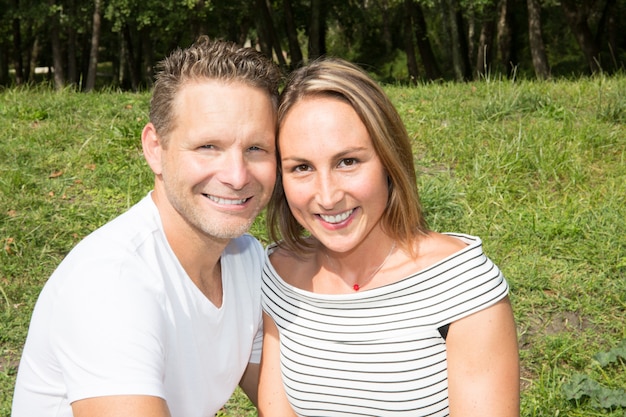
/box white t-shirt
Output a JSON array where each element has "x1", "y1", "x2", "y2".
[{"x1": 12, "y1": 193, "x2": 264, "y2": 417}]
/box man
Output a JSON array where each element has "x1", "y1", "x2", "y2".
[{"x1": 12, "y1": 36, "x2": 281, "y2": 417}]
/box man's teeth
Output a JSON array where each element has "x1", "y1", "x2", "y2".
[
  {"x1": 320, "y1": 209, "x2": 353, "y2": 224},
  {"x1": 207, "y1": 195, "x2": 248, "y2": 205}
]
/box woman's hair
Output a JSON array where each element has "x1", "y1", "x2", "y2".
[
  {"x1": 149, "y1": 36, "x2": 282, "y2": 146},
  {"x1": 268, "y1": 58, "x2": 428, "y2": 254}
]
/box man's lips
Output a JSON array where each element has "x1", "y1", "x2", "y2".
[{"x1": 204, "y1": 194, "x2": 250, "y2": 205}]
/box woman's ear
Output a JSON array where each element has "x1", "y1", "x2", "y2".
[{"x1": 142, "y1": 123, "x2": 163, "y2": 175}]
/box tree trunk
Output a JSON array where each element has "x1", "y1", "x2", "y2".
[
  {"x1": 446, "y1": 0, "x2": 471, "y2": 81},
  {"x1": 67, "y1": 25, "x2": 78, "y2": 86},
  {"x1": 12, "y1": 0, "x2": 24, "y2": 85},
  {"x1": 403, "y1": 0, "x2": 419, "y2": 83},
  {"x1": 560, "y1": 0, "x2": 601, "y2": 73},
  {"x1": 191, "y1": 0, "x2": 207, "y2": 39},
  {"x1": 595, "y1": 0, "x2": 617, "y2": 71},
  {"x1": 122, "y1": 25, "x2": 140, "y2": 92},
  {"x1": 308, "y1": 0, "x2": 323, "y2": 60},
  {"x1": 255, "y1": 18, "x2": 272, "y2": 58},
  {"x1": 605, "y1": 0, "x2": 618, "y2": 70},
  {"x1": 141, "y1": 29, "x2": 154, "y2": 88},
  {"x1": 496, "y1": 0, "x2": 513, "y2": 76},
  {"x1": 49, "y1": 3, "x2": 66, "y2": 89},
  {"x1": 79, "y1": 39, "x2": 90, "y2": 90},
  {"x1": 409, "y1": 0, "x2": 441, "y2": 80},
  {"x1": 116, "y1": 32, "x2": 126, "y2": 88},
  {"x1": 237, "y1": 17, "x2": 253, "y2": 47},
  {"x1": 85, "y1": 0, "x2": 102, "y2": 91},
  {"x1": 0, "y1": 40, "x2": 9, "y2": 85},
  {"x1": 283, "y1": 0, "x2": 303, "y2": 68},
  {"x1": 475, "y1": 8, "x2": 496, "y2": 78},
  {"x1": 255, "y1": 0, "x2": 287, "y2": 67},
  {"x1": 379, "y1": 0, "x2": 393, "y2": 54},
  {"x1": 24, "y1": 26, "x2": 34, "y2": 83},
  {"x1": 457, "y1": 6, "x2": 472, "y2": 80},
  {"x1": 64, "y1": 0, "x2": 78, "y2": 86},
  {"x1": 527, "y1": 0, "x2": 550, "y2": 79}
]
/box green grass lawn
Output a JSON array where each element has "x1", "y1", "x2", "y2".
[{"x1": 1, "y1": 75, "x2": 625, "y2": 416}]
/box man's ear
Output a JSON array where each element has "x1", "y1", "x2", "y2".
[{"x1": 142, "y1": 123, "x2": 163, "y2": 175}]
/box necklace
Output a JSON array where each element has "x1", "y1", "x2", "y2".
[
  {"x1": 353, "y1": 242, "x2": 396, "y2": 291},
  {"x1": 325, "y1": 242, "x2": 396, "y2": 291}
]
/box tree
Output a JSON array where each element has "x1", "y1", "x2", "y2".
[
  {"x1": 445, "y1": 0, "x2": 472, "y2": 81},
  {"x1": 308, "y1": 0, "x2": 327, "y2": 60},
  {"x1": 403, "y1": 0, "x2": 419, "y2": 82},
  {"x1": 474, "y1": 1, "x2": 498, "y2": 78},
  {"x1": 283, "y1": 0, "x2": 303, "y2": 68},
  {"x1": 48, "y1": 0, "x2": 65, "y2": 89},
  {"x1": 11, "y1": 0, "x2": 24, "y2": 84},
  {"x1": 560, "y1": 0, "x2": 602, "y2": 73},
  {"x1": 255, "y1": 0, "x2": 287, "y2": 68},
  {"x1": 0, "y1": 0, "x2": 10, "y2": 85},
  {"x1": 64, "y1": 0, "x2": 85, "y2": 87},
  {"x1": 1, "y1": 0, "x2": 625, "y2": 88},
  {"x1": 527, "y1": 0, "x2": 550, "y2": 79},
  {"x1": 10, "y1": 0, "x2": 51, "y2": 84},
  {"x1": 602, "y1": 0, "x2": 619, "y2": 70},
  {"x1": 408, "y1": 0, "x2": 441, "y2": 80},
  {"x1": 375, "y1": 0, "x2": 394, "y2": 55},
  {"x1": 105, "y1": 0, "x2": 182, "y2": 89},
  {"x1": 495, "y1": 0, "x2": 514, "y2": 76},
  {"x1": 85, "y1": 0, "x2": 102, "y2": 91}
]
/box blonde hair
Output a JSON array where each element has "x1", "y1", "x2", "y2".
[{"x1": 268, "y1": 58, "x2": 428, "y2": 254}]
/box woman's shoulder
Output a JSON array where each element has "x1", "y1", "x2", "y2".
[
  {"x1": 267, "y1": 242, "x2": 317, "y2": 288},
  {"x1": 411, "y1": 231, "x2": 473, "y2": 268},
  {"x1": 268, "y1": 244, "x2": 301, "y2": 268},
  {"x1": 425, "y1": 231, "x2": 471, "y2": 250}
]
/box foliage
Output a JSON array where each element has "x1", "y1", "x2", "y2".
[
  {"x1": 594, "y1": 339, "x2": 626, "y2": 367},
  {"x1": 1, "y1": 0, "x2": 625, "y2": 88},
  {"x1": 563, "y1": 374, "x2": 626, "y2": 410},
  {"x1": 563, "y1": 340, "x2": 626, "y2": 410},
  {"x1": 1, "y1": 76, "x2": 625, "y2": 416}
]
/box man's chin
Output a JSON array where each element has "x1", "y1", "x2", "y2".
[{"x1": 200, "y1": 219, "x2": 256, "y2": 240}]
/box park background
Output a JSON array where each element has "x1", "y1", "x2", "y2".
[
  {"x1": 1, "y1": 0, "x2": 626, "y2": 416},
  {"x1": 1, "y1": 0, "x2": 625, "y2": 88}
]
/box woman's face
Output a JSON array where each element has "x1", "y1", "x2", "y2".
[{"x1": 278, "y1": 96, "x2": 389, "y2": 254}]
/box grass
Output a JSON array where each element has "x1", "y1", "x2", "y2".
[{"x1": 1, "y1": 75, "x2": 625, "y2": 416}]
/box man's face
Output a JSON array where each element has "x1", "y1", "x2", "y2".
[{"x1": 153, "y1": 80, "x2": 276, "y2": 241}]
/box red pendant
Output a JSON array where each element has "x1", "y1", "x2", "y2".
[{"x1": 353, "y1": 284, "x2": 360, "y2": 291}]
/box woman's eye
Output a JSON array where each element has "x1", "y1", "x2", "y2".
[
  {"x1": 339, "y1": 158, "x2": 357, "y2": 167},
  {"x1": 292, "y1": 164, "x2": 310, "y2": 172}
]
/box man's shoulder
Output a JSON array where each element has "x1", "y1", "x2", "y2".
[
  {"x1": 51, "y1": 194, "x2": 164, "y2": 282},
  {"x1": 77, "y1": 194, "x2": 159, "y2": 253}
]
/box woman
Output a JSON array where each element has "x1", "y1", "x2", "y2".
[{"x1": 259, "y1": 58, "x2": 520, "y2": 417}]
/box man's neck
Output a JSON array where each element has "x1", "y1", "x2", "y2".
[{"x1": 151, "y1": 191, "x2": 229, "y2": 307}]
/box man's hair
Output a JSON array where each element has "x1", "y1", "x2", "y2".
[
  {"x1": 267, "y1": 57, "x2": 429, "y2": 255},
  {"x1": 149, "y1": 36, "x2": 282, "y2": 145}
]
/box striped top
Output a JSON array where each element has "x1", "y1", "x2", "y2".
[{"x1": 262, "y1": 234, "x2": 509, "y2": 417}]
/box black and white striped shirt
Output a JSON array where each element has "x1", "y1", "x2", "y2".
[{"x1": 262, "y1": 233, "x2": 509, "y2": 417}]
